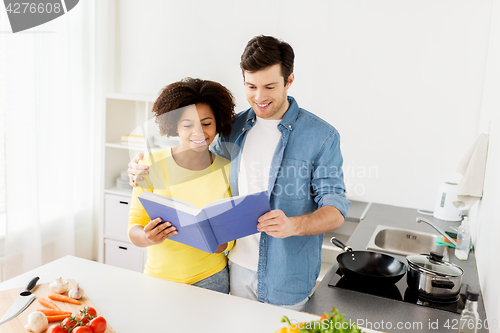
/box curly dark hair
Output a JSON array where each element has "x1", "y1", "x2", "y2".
[
  {"x1": 152, "y1": 78, "x2": 237, "y2": 138},
  {"x1": 240, "y1": 35, "x2": 295, "y2": 85}
]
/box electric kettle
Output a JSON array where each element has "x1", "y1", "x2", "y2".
[{"x1": 433, "y1": 182, "x2": 464, "y2": 221}]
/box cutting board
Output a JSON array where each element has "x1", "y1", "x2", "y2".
[{"x1": 0, "y1": 279, "x2": 115, "y2": 333}]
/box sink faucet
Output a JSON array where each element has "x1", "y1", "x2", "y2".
[{"x1": 416, "y1": 217, "x2": 458, "y2": 247}]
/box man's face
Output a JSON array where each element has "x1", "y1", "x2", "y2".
[{"x1": 244, "y1": 64, "x2": 294, "y2": 120}]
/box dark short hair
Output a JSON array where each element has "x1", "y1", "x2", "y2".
[
  {"x1": 240, "y1": 35, "x2": 295, "y2": 85},
  {"x1": 152, "y1": 78, "x2": 236, "y2": 138}
]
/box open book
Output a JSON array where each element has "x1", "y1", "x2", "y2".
[{"x1": 138, "y1": 190, "x2": 270, "y2": 253}]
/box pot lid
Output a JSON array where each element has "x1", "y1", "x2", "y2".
[{"x1": 407, "y1": 252, "x2": 463, "y2": 277}]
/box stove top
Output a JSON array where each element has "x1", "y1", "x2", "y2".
[{"x1": 328, "y1": 267, "x2": 466, "y2": 314}]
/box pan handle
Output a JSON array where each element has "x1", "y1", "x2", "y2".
[
  {"x1": 431, "y1": 279, "x2": 455, "y2": 289},
  {"x1": 330, "y1": 237, "x2": 352, "y2": 252}
]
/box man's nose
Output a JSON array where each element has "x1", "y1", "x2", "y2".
[{"x1": 255, "y1": 89, "x2": 264, "y2": 102}]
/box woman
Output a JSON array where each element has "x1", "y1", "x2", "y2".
[{"x1": 128, "y1": 78, "x2": 236, "y2": 293}]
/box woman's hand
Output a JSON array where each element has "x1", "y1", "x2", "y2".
[
  {"x1": 143, "y1": 218, "x2": 178, "y2": 245},
  {"x1": 129, "y1": 218, "x2": 178, "y2": 247},
  {"x1": 214, "y1": 243, "x2": 228, "y2": 253},
  {"x1": 128, "y1": 152, "x2": 149, "y2": 187}
]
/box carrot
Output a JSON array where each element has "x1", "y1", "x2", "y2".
[
  {"x1": 36, "y1": 309, "x2": 72, "y2": 316},
  {"x1": 38, "y1": 298, "x2": 62, "y2": 311},
  {"x1": 48, "y1": 292, "x2": 81, "y2": 305},
  {"x1": 46, "y1": 314, "x2": 71, "y2": 322}
]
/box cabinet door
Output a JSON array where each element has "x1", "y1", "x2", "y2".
[
  {"x1": 105, "y1": 194, "x2": 132, "y2": 242},
  {"x1": 104, "y1": 239, "x2": 144, "y2": 272}
]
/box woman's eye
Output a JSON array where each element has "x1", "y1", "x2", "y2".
[
  {"x1": 184, "y1": 125, "x2": 192, "y2": 128},
  {"x1": 202, "y1": 123, "x2": 212, "y2": 127}
]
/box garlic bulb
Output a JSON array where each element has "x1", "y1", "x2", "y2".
[
  {"x1": 24, "y1": 311, "x2": 48, "y2": 333},
  {"x1": 68, "y1": 283, "x2": 84, "y2": 300},
  {"x1": 48, "y1": 277, "x2": 69, "y2": 294}
]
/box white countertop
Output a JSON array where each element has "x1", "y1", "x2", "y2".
[{"x1": 0, "y1": 256, "x2": 320, "y2": 333}]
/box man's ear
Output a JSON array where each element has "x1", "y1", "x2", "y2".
[{"x1": 285, "y1": 73, "x2": 295, "y2": 89}]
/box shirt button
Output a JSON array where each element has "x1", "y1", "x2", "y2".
[
  {"x1": 288, "y1": 125, "x2": 292, "y2": 129},
  {"x1": 242, "y1": 128, "x2": 245, "y2": 132}
]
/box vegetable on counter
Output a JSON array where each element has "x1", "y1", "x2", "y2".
[
  {"x1": 46, "y1": 306, "x2": 107, "y2": 333},
  {"x1": 49, "y1": 277, "x2": 70, "y2": 294},
  {"x1": 36, "y1": 309, "x2": 73, "y2": 316},
  {"x1": 24, "y1": 311, "x2": 49, "y2": 333},
  {"x1": 38, "y1": 298, "x2": 62, "y2": 311},
  {"x1": 48, "y1": 292, "x2": 81, "y2": 305},
  {"x1": 276, "y1": 308, "x2": 362, "y2": 333},
  {"x1": 68, "y1": 284, "x2": 84, "y2": 300},
  {"x1": 88, "y1": 316, "x2": 107, "y2": 333},
  {"x1": 47, "y1": 314, "x2": 71, "y2": 323}
]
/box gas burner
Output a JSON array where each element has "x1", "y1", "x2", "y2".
[
  {"x1": 403, "y1": 287, "x2": 464, "y2": 313},
  {"x1": 329, "y1": 269, "x2": 403, "y2": 301},
  {"x1": 404, "y1": 287, "x2": 461, "y2": 303},
  {"x1": 328, "y1": 265, "x2": 466, "y2": 314}
]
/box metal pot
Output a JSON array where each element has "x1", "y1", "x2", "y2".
[{"x1": 406, "y1": 251, "x2": 464, "y2": 300}]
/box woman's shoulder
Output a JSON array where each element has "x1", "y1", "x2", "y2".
[
  {"x1": 140, "y1": 148, "x2": 172, "y2": 166},
  {"x1": 214, "y1": 154, "x2": 230, "y2": 168}
]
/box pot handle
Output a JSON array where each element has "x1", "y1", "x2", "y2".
[
  {"x1": 330, "y1": 237, "x2": 352, "y2": 252},
  {"x1": 431, "y1": 280, "x2": 455, "y2": 289}
]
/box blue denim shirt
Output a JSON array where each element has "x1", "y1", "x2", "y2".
[{"x1": 212, "y1": 96, "x2": 350, "y2": 305}]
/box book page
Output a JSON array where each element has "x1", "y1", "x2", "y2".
[
  {"x1": 139, "y1": 191, "x2": 200, "y2": 216},
  {"x1": 202, "y1": 194, "x2": 241, "y2": 209},
  {"x1": 203, "y1": 191, "x2": 270, "y2": 244}
]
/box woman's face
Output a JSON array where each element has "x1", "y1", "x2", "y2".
[{"x1": 176, "y1": 103, "x2": 217, "y2": 151}]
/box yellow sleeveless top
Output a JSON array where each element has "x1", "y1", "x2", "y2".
[{"x1": 128, "y1": 148, "x2": 233, "y2": 284}]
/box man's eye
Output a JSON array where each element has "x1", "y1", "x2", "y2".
[
  {"x1": 184, "y1": 125, "x2": 192, "y2": 128},
  {"x1": 267, "y1": 87, "x2": 275, "y2": 90},
  {"x1": 248, "y1": 86, "x2": 256, "y2": 89}
]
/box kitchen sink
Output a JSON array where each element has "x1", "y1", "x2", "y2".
[{"x1": 366, "y1": 225, "x2": 446, "y2": 257}]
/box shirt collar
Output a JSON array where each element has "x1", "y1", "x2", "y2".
[
  {"x1": 244, "y1": 96, "x2": 299, "y2": 131},
  {"x1": 279, "y1": 96, "x2": 299, "y2": 131}
]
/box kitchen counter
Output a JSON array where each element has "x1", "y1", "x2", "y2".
[
  {"x1": 0, "y1": 256, "x2": 321, "y2": 333},
  {"x1": 303, "y1": 203, "x2": 489, "y2": 333}
]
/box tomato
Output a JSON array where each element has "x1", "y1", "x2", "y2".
[
  {"x1": 77, "y1": 307, "x2": 97, "y2": 324},
  {"x1": 88, "y1": 316, "x2": 107, "y2": 333},
  {"x1": 75, "y1": 314, "x2": 90, "y2": 325},
  {"x1": 61, "y1": 317, "x2": 78, "y2": 330},
  {"x1": 83, "y1": 306, "x2": 98, "y2": 318},
  {"x1": 72, "y1": 327, "x2": 93, "y2": 333},
  {"x1": 46, "y1": 325, "x2": 68, "y2": 333},
  {"x1": 319, "y1": 314, "x2": 328, "y2": 322}
]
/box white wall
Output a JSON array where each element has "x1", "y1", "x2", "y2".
[
  {"x1": 471, "y1": 0, "x2": 500, "y2": 330},
  {"x1": 114, "y1": 0, "x2": 491, "y2": 210}
]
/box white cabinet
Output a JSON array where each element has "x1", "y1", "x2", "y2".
[
  {"x1": 104, "y1": 194, "x2": 132, "y2": 243},
  {"x1": 103, "y1": 93, "x2": 156, "y2": 197},
  {"x1": 104, "y1": 239, "x2": 145, "y2": 273},
  {"x1": 99, "y1": 93, "x2": 182, "y2": 271},
  {"x1": 99, "y1": 93, "x2": 157, "y2": 271}
]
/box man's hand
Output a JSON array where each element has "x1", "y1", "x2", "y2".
[
  {"x1": 257, "y1": 209, "x2": 298, "y2": 238},
  {"x1": 128, "y1": 152, "x2": 149, "y2": 187},
  {"x1": 256, "y1": 206, "x2": 344, "y2": 238}
]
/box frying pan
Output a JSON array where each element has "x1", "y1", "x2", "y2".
[{"x1": 330, "y1": 237, "x2": 407, "y2": 285}]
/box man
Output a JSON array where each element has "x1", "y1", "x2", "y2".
[{"x1": 128, "y1": 35, "x2": 350, "y2": 310}]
